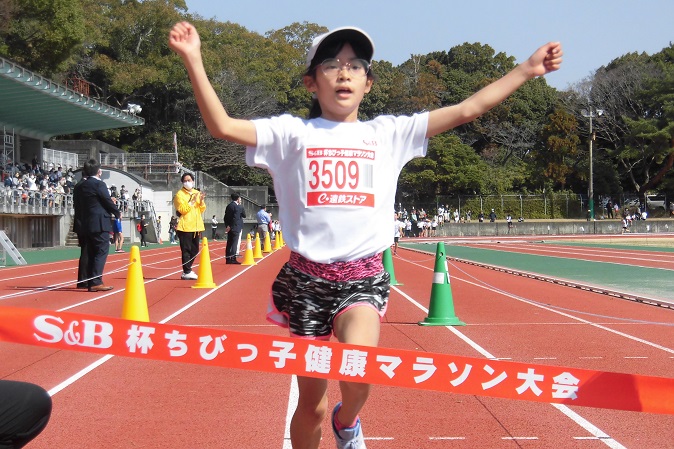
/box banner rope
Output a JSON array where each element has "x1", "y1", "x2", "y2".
[{"x1": 0, "y1": 306, "x2": 671, "y2": 415}]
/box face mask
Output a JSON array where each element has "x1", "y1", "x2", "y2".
[{"x1": 183, "y1": 181, "x2": 194, "y2": 190}]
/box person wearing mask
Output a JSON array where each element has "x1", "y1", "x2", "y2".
[
  {"x1": 173, "y1": 173, "x2": 206, "y2": 280},
  {"x1": 223, "y1": 192, "x2": 246, "y2": 264}
]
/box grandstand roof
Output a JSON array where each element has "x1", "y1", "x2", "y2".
[{"x1": 0, "y1": 56, "x2": 144, "y2": 141}]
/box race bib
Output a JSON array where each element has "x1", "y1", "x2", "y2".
[{"x1": 305, "y1": 147, "x2": 375, "y2": 207}]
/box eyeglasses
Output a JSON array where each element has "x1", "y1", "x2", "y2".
[{"x1": 319, "y1": 58, "x2": 370, "y2": 78}]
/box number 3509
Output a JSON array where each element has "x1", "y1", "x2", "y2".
[{"x1": 308, "y1": 160, "x2": 359, "y2": 189}]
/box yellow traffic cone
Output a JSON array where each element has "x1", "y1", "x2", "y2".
[
  {"x1": 279, "y1": 231, "x2": 284, "y2": 247},
  {"x1": 193, "y1": 237, "x2": 216, "y2": 288},
  {"x1": 273, "y1": 231, "x2": 281, "y2": 251},
  {"x1": 419, "y1": 242, "x2": 464, "y2": 326},
  {"x1": 263, "y1": 231, "x2": 272, "y2": 253},
  {"x1": 253, "y1": 234, "x2": 263, "y2": 259},
  {"x1": 241, "y1": 235, "x2": 256, "y2": 266},
  {"x1": 122, "y1": 245, "x2": 149, "y2": 322}
]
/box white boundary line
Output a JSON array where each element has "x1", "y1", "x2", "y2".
[
  {"x1": 389, "y1": 255, "x2": 671, "y2": 448},
  {"x1": 45, "y1": 252, "x2": 271, "y2": 396}
]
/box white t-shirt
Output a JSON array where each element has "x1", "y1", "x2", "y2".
[
  {"x1": 247, "y1": 113, "x2": 429, "y2": 263},
  {"x1": 394, "y1": 219, "x2": 404, "y2": 238}
]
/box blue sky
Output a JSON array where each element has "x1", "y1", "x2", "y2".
[{"x1": 184, "y1": 0, "x2": 673, "y2": 91}]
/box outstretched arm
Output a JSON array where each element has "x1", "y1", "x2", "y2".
[
  {"x1": 426, "y1": 42, "x2": 563, "y2": 138},
  {"x1": 169, "y1": 22, "x2": 257, "y2": 146}
]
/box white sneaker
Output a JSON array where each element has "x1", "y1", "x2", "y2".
[
  {"x1": 332, "y1": 402, "x2": 366, "y2": 449},
  {"x1": 181, "y1": 271, "x2": 198, "y2": 280}
]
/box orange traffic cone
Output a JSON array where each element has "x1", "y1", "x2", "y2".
[
  {"x1": 419, "y1": 242, "x2": 464, "y2": 326},
  {"x1": 193, "y1": 237, "x2": 216, "y2": 288},
  {"x1": 253, "y1": 234, "x2": 263, "y2": 259},
  {"x1": 122, "y1": 245, "x2": 149, "y2": 322},
  {"x1": 241, "y1": 235, "x2": 256, "y2": 266}
]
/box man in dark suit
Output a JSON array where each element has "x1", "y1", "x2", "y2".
[
  {"x1": 223, "y1": 192, "x2": 246, "y2": 264},
  {"x1": 76, "y1": 159, "x2": 121, "y2": 291}
]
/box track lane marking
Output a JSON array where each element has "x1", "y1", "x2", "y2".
[
  {"x1": 464, "y1": 242, "x2": 674, "y2": 268},
  {"x1": 390, "y1": 258, "x2": 642, "y2": 448}
]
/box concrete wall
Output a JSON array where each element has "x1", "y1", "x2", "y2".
[{"x1": 433, "y1": 219, "x2": 674, "y2": 237}]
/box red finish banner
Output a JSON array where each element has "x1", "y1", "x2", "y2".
[{"x1": 1, "y1": 306, "x2": 672, "y2": 415}]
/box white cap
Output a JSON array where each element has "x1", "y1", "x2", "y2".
[{"x1": 305, "y1": 26, "x2": 375, "y2": 68}]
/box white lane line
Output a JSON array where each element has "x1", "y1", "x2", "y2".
[
  {"x1": 502, "y1": 436, "x2": 539, "y2": 440},
  {"x1": 449, "y1": 270, "x2": 674, "y2": 354},
  {"x1": 48, "y1": 355, "x2": 113, "y2": 396},
  {"x1": 552, "y1": 404, "x2": 625, "y2": 449},
  {"x1": 394, "y1": 288, "x2": 497, "y2": 360},
  {"x1": 46, "y1": 252, "x2": 275, "y2": 399},
  {"x1": 471, "y1": 242, "x2": 674, "y2": 269},
  {"x1": 391, "y1": 282, "x2": 629, "y2": 448},
  {"x1": 282, "y1": 375, "x2": 298, "y2": 449}
]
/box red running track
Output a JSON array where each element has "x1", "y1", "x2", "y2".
[{"x1": 1, "y1": 240, "x2": 673, "y2": 448}]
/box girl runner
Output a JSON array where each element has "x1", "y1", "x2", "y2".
[{"x1": 169, "y1": 22, "x2": 562, "y2": 449}]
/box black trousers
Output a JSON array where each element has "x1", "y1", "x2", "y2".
[
  {"x1": 76, "y1": 233, "x2": 89, "y2": 288},
  {"x1": 176, "y1": 230, "x2": 200, "y2": 273},
  {"x1": 225, "y1": 229, "x2": 240, "y2": 261},
  {"x1": 0, "y1": 381, "x2": 52, "y2": 448},
  {"x1": 85, "y1": 231, "x2": 110, "y2": 287}
]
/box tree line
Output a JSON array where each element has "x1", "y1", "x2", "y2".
[{"x1": 1, "y1": 0, "x2": 672, "y2": 211}]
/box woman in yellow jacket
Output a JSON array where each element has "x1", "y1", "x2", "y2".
[{"x1": 173, "y1": 173, "x2": 206, "y2": 280}]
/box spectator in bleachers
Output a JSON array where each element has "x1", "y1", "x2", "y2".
[
  {"x1": 132, "y1": 188, "x2": 142, "y2": 217},
  {"x1": 119, "y1": 185, "x2": 129, "y2": 211}
]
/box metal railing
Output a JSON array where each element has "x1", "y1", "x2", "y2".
[
  {"x1": 100, "y1": 153, "x2": 183, "y2": 175},
  {"x1": 42, "y1": 148, "x2": 78, "y2": 172},
  {"x1": 0, "y1": 187, "x2": 150, "y2": 218}
]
